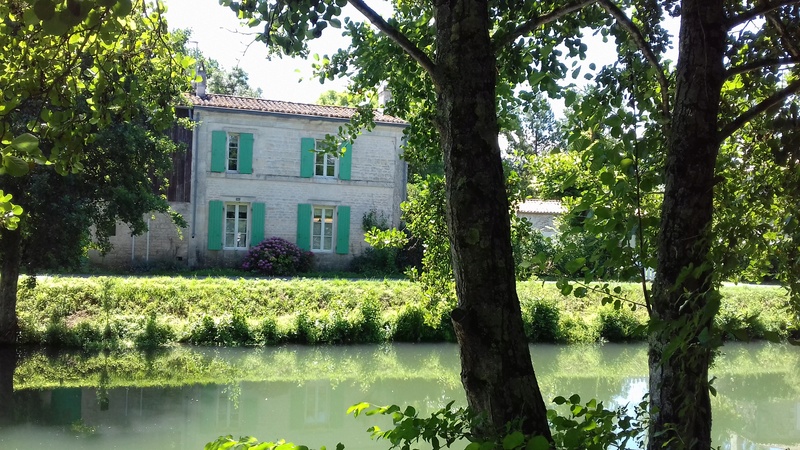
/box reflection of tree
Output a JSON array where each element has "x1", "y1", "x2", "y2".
[{"x1": 0, "y1": 347, "x2": 16, "y2": 424}]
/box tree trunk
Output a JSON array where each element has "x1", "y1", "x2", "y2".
[
  {"x1": 433, "y1": 0, "x2": 552, "y2": 440},
  {"x1": 648, "y1": 1, "x2": 727, "y2": 448},
  {"x1": 0, "y1": 226, "x2": 22, "y2": 345}
]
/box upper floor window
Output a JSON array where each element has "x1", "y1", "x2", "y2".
[
  {"x1": 300, "y1": 137, "x2": 352, "y2": 180},
  {"x1": 211, "y1": 130, "x2": 253, "y2": 174},
  {"x1": 227, "y1": 133, "x2": 239, "y2": 172},
  {"x1": 314, "y1": 140, "x2": 338, "y2": 178}
]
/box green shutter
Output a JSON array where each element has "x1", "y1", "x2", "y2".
[
  {"x1": 336, "y1": 205, "x2": 350, "y2": 255},
  {"x1": 211, "y1": 131, "x2": 227, "y2": 173},
  {"x1": 208, "y1": 200, "x2": 224, "y2": 250},
  {"x1": 251, "y1": 202, "x2": 265, "y2": 245},
  {"x1": 300, "y1": 138, "x2": 316, "y2": 178},
  {"x1": 338, "y1": 142, "x2": 352, "y2": 180},
  {"x1": 296, "y1": 204, "x2": 312, "y2": 250},
  {"x1": 239, "y1": 133, "x2": 254, "y2": 174}
]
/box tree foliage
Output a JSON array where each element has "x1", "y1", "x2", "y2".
[
  {"x1": 0, "y1": 0, "x2": 191, "y2": 344},
  {"x1": 0, "y1": 0, "x2": 192, "y2": 222}
]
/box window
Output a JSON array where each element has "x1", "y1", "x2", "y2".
[
  {"x1": 300, "y1": 138, "x2": 352, "y2": 180},
  {"x1": 311, "y1": 206, "x2": 335, "y2": 251},
  {"x1": 314, "y1": 140, "x2": 337, "y2": 177},
  {"x1": 224, "y1": 203, "x2": 248, "y2": 249},
  {"x1": 297, "y1": 204, "x2": 350, "y2": 254},
  {"x1": 227, "y1": 133, "x2": 239, "y2": 171},
  {"x1": 208, "y1": 201, "x2": 265, "y2": 251},
  {"x1": 211, "y1": 131, "x2": 253, "y2": 174}
]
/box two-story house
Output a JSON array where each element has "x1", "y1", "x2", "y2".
[{"x1": 89, "y1": 91, "x2": 408, "y2": 271}]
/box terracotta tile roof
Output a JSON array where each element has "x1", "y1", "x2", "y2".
[
  {"x1": 186, "y1": 93, "x2": 407, "y2": 125},
  {"x1": 517, "y1": 199, "x2": 564, "y2": 214}
]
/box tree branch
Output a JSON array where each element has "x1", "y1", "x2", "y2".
[
  {"x1": 725, "y1": 57, "x2": 799, "y2": 78},
  {"x1": 725, "y1": 0, "x2": 800, "y2": 29},
  {"x1": 596, "y1": 0, "x2": 671, "y2": 123},
  {"x1": 765, "y1": 11, "x2": 800, "y2": 60},
  {"x1": 718, "y1": 78, "x2": 800, "y2": 143},
  {"x1": 491, "y1": 0, "x2": 597, "y2": 49},
  {"x1": 347, "y1": 0, "x2": 437, "y2": 81}
]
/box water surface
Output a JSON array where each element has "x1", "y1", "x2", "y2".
[{"x1": 1, "y1": 343, "x2": 798, "y2": 449}]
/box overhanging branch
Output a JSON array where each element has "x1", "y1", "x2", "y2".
[
  {"x1": 718, "y1": 78, "x2": 800, "y2": 143},
  {"x1": 348, "y1": 0, "x2": 437, "y2": 82},
  {"x1": 765, "y1": 11, "x2": 800, "y2": 60},
  {"x1": 491, "y1": 0, "x2": 597, "y2": 49},
  {"x1": 725, "y1": 57, "x2": 799, "y2": 78},
  {"x1": 725, "y1": 0, "x2": 800, "y2": 29},
  {"x1": 596, "y1": 0, "x2": 671, "y2": 123}
]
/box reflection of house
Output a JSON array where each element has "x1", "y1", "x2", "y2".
[
  {"x1": 89, "y1": 86, "x2": 408, "y2": 270},
  {"x1": 515, "y1": 199, "x2": 563, "y2": 237}
]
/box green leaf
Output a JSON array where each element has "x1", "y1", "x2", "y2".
[
  {"x1": 565, "y1": 258, "x2": 585, "y2": 274},
  {"x1": 564, "y1": 90, "x2": 577, "y2": 107},
  {"x1": 33, "y1": 0, "x2": 56, "y2": 20},
  {"x1": 3, "y1": 155, "x2": 30, "y2": 177},
  {"x1": 526, "y1": 436, "x2": 550, "y2": 450},
  {"x1": 502, "y1": 431, "x2": 525, "y2": 450},
  {"x1": 10, "y1": 133, "x2": 39, "y2": 154},
  {"x1": 347, "y1": 402, "x2": 370, "y2": 417}
]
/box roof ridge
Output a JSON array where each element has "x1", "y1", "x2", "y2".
[{"x1": 185, "y1": 93, "x2": 406, "y2": 125}]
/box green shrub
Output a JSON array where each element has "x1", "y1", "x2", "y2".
[
  {"x1": 186, "y1": 316, "x2": 218, "y2": 346},
  {"x1": 186, "y1": 314, "x2": 255, "y2": 346},
  {"x1": 349, "y1": 247, "x2": 400, "y2": 275},
  {"x1": 134, "y1": 314, "x2": 175, "y2": 349},
  {"x1": 217, "y1": 314, "x2": 256, "y2": 346},
  {"x1": 356, "y1": 299, "x2": 385, "y2": 343},
  {"x1": 258, "y1": 317, "x2": 283, "y2": 345},
  {"x1": 598, "y1": 307, "x2": 646, "y2": 342},
  {"x1": 522, "y1": 300, "x2": 561, "y2": 343},
  {"x1": 558, "y1": 313, "x2": 600, "y2": 344}
]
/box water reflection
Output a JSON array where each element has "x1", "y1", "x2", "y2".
[{"x1": 0, "y1": 343, "x2": 797, "y2": 450}]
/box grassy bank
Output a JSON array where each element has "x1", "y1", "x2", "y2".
[{"x1": 15, "y1": 276, "x2": 797, "y2": 349}]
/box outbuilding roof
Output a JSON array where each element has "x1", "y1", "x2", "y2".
[
  {"x1": 517, "y1": 199, "x2": 564, "y2": 214},
  {"x1": 186, "y1": 93, "x2": 407, "y2": 125}
]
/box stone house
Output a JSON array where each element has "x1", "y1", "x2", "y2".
[
  {"x1": 515, "y1": 199, "x2": 563, "y2": 237},
  {"x1": 89, "y1": 92, "x2": 408, "y2": 270}
]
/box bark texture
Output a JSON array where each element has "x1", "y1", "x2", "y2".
[
  {"x1": 433, "y1": 0, "x2": 552, "y2": 440},
  {"x1": 648, "y1": 1, "x2": 727, "y2": 448},
  {"x1": 0, "y1": 226, "x2": 22, "y2": 345}
]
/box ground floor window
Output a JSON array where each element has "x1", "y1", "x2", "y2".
[
  {"x1": 225, "y1": 203, "x2": 248, "y2": 249},
  {"x1": 312, "y1": 206, "x2": 334, "y2": 251}
]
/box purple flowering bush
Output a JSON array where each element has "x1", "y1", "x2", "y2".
[{"x1": 241, "y1": 237, "x2": 314, "y2": 276}]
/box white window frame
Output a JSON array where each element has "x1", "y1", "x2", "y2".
[
  {"x1": 227, "y1": 133, "x2": 240, "y2": 172},
  {"x1": 314, "y1": 139, "x2": 338, "y2": 178},
  {"x1": 311, "y1": 206, "x2": 335, "y2": 252},
  {"x1": 224, "y1": 202, "x2": 249, "y2": 250}
]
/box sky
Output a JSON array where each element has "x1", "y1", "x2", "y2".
[
  {"x1": 164, "y1": 0, "x2": 392, "y2": 104},
  {"x1": 163, "y1": 0, "x2": 679, "y2": 111}
]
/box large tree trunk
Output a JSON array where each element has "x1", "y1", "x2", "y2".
[
  {"x1": 0, "y1": 226, "x2": 22, "y2": 345},
  {"x1": 433, "y1": 0, "x2": 552, "y2": 440},
  {"x1": 648, "y1": 1, "x2": 727, "y2": 448}
]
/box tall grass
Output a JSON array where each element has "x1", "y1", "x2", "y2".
[{"x1": 16, "y1": 276, "x2": 794, "y2": 349}]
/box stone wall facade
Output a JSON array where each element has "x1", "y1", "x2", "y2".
[{"x1": 89, "y1": 106, "x2": 407, "y2": 271}]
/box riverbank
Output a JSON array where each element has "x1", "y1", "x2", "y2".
[{"x1": 16, "y1": 276, "x2": 796, "y2": 349}]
